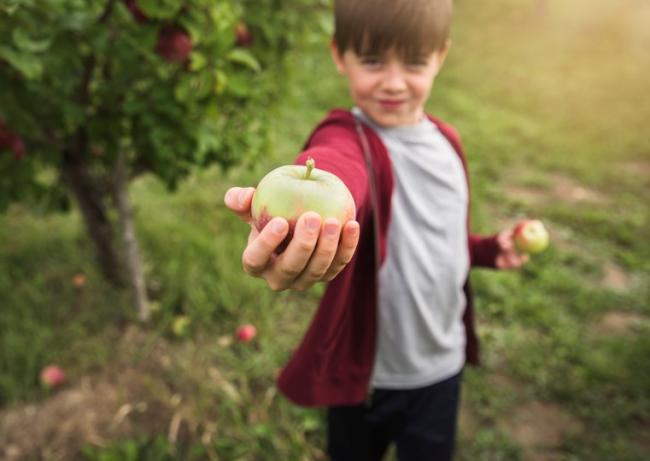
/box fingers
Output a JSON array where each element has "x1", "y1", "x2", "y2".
[
  {"x1": 240, "y1": 210, "x2": 360, "y2": 291},
  {"x1": 496, "y1": 250, "x2": 529, "y2": 270},
  {"x1": 322, "y1": 220, "x2": 360, "y2": 282},
  {"x1": 268, "y1": 212, "x2": 322, "y2": 291},
  {"x1": 496, "y1": 228, "x2": 532, "y2": 270},
  {"x1": 497, "y1": 229, "x2": 515, "y2": 251},
  {"x1": 224, "y1": 187, "x2": 255, "y2": 222},
  {"x1": 291, "y1": 217, "x2": 343, "y2": 290},
  {"x1": 241, "y1": 217, "x2": 288, "y2": 277}
]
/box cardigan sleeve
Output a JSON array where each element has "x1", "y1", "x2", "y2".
[
  {"x1": 294, "y1": 121, "x2": 370, "y2": 221},
  {"x1": 469, "y1": 233, "x2": 501, "y2": 268}
]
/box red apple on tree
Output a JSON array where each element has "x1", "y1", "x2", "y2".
[
  {"x1": 514, "y1": 219, "x2": 549, "y2": 254},
  {"x1": 10, "y1": 136, "x2": 25, "y2": 160},
  {"x1": 40, "y1": 365, "x2": 66, "y2": 389},
  {"x1": 251, "y1": 157, "x2": 356, "y2": 253},
  {"x1": 155, "y1": 25, "x2": 193, "y2": 63},
  {"x1": 236, "y1": 323, "x2": 257, "y2": 342},
  {"x1": 0, "y1": 118, "x2": 26, "y2": 160},
  {"x1": 235, "y1": 22, "x2": 254, "y2": 47}
]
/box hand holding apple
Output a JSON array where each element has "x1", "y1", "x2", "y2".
[
  {"x1": 223, "y1": 158, "x2": 360, "y2": 291},
  {"x1": 495, "y1": 228, "x2": 529, "y2": 270},
  {"x1": 514, "y1": 219, "x2": 550, "y2": 254},
  {"x1": 251, "y1": 157, "x2": 356, "y2": 253}
]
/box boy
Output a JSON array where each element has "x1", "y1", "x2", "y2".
[{"x1": 224, "y1": 0, "x2": 527, "y2": 459}]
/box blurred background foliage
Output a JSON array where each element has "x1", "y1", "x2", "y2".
[{"x1": 1, "y1": 0, "x2": 649, "y2": 460}]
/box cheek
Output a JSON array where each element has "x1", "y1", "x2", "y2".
[
  {"x1": 349, "y1": 73, "x2": 377, "y2": 98},
  {"x1": 351, "y1": 81, "x2": 372, "y2": 99},
  {"x1": 412, "y1": 76, "x2": 435, "y2": 100}
]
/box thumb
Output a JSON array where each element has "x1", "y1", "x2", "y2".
[{"x1": 224, "y1": 187, "x2": 255, "y2": 221}]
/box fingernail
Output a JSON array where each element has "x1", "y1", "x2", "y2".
[
  {"x1": 307, "y1": 217, "x2": 320, "y2": 231},
  {"x1": 238, "y1": 189, "x2": 247, "y2": 207},
  {"x1": 272, "y1": 219, "x2": 286, "y2": 234},
  {"x1": 324, "y1": 223, "x2": 338, "y2": 236}
]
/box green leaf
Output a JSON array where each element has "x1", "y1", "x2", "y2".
[
  {"x1": 0, "y1": 46, "x2": 43, "y2": 80},
  {"x1": 225, "y1": 74, "x2": 251, "y2": 97},
  {"x1": 214, "y1": 69, "x2": 228, "y2": 94},
  {"x1": 59, "y1": 11, "x2": 95, "y2": 31},
  {"x1": 190, "y1": 52, "x2": 207, "y2": 71},
  {"x1": 12, "y1": 29, "x2": 52, "y2": 53},
  {"x1": 138, "y1": 0, "x2": 183, "y2": 19},
  {"x1": 226, "y1": 49, "x2": 261, "y2": 72}
]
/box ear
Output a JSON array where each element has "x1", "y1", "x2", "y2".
[{"x1": 330, "y1": 41, "x2": 346, "y2": 74}]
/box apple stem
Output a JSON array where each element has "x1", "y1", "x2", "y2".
[{"x1": 305, "y1": 157, "x2": 315, "y2": 180}]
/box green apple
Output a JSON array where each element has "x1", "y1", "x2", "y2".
[
  {"x1": 514, "y1": 219, "x2": 550, "y2": 254},
  {"x1": 172, "y1": 315, "x2": 191, "y2": 337},
  {"x1": 251, "y1": 157, "x2": 356, "y2": 252}
]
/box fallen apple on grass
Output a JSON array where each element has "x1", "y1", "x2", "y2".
[
  {"x1": 72, "y1": 273, "x2": 87, "y2": 288},
  {"x1": 172, "y1": 315, "x2": 191, "y2": 337},
  {"x1": 40, "y1": 365, "x2": 66, "y2": 389},
  {"x1": 236, "y1": 324, "x2": 257, "y2": 342},
  {"x1": 514, "y1": 219, "x2": 550, "y2": 254},
  {"x1": 251, "y1": 157, "x2": 356, "y2": 253}
]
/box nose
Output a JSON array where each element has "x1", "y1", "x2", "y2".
[{"x1": 381, "y1": 64, "x2": 407, "y2": 93}]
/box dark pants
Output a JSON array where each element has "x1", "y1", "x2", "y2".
[{"x1": 327, "y1": 372, "x2": 462, "y2": 461}]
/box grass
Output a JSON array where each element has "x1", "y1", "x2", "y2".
[{"x1": 1, "y1": 0, "x2": 649, "y2": 459}]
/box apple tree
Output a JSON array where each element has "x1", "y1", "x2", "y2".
[{"x1": 0, "y1": 0, "x2": 327, "y2": 320}]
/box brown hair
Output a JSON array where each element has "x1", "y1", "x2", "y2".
[{"x1": 334, "y1": 0, "x2": 453, "y2": 59}]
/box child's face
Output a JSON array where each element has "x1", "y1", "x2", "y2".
[{"x1": 331, "y1": 43, "x2": 449, "y2": 127}]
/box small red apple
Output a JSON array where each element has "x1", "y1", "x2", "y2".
[
  {"x1": 10, "y1": 136, "x2": 25, "y2": 160},
  {"x1": 235, "y1": 22, "x2": 254, "y2": 47},
  {"x1": 155, "y1": 25, "x2": 192, "y2": 63},
  {"x1": 514, "y1": 219, "x2": 549, "y2": 254},
  {"x1": 0, "y1": 118, "x2": 25, "y2": 160},
  {"x1": 251, "y1": 157, "x2": 356, "y2": 253},
  {"x1": 123, "y1": 0, "x2": 148, "y2": 23},
  {"x1": 40, "y1": 365, "x2": 66, "y2": 389},
  {"x1": 236, "y1": 324, "x2": 257, "y2": 342},
  {"x1": 72, "y1": 273, "x2": 87, "y2": 288}
]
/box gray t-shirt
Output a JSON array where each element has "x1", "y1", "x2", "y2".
[{"x1": 352, "y1": 108, "x2": 470, "y2": 389}]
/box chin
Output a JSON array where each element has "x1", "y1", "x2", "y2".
[{"x1": 374, "y1": 114, "x2": 412, "y2": 128}]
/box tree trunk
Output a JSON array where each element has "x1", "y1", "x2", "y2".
[
  {"x1": 62, "y1": 151, "x2": 125, "y2": 287},
  {"x1": 113, "y1": 152, "x2": 150, "y2": 322}
]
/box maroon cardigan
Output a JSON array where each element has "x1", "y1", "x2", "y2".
[{"x1": 277, "y1": 110, "x2": 500, "y2": 407}]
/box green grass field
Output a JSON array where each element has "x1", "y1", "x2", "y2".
[{"x1": 1, "y1": 1, "x2": 649, "y2": 460}]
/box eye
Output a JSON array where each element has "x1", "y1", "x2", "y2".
[
  {"x1": 360, "y1": 55, "x2": 382, "y2": 67},
  {"x1": 407, "y1": 57, "x2": 429, "y2": 68}
]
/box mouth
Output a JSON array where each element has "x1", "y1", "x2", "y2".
[{"x1": 378, "y1": 99, "x2": 406, "y2": 109}]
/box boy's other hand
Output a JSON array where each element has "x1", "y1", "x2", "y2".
[
  {"x1": 495, "y1": 228, "x2": 529, "y2": 270},
  {"x1": 224, "y1": 186, "x2": 360, "y2": 291}
]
